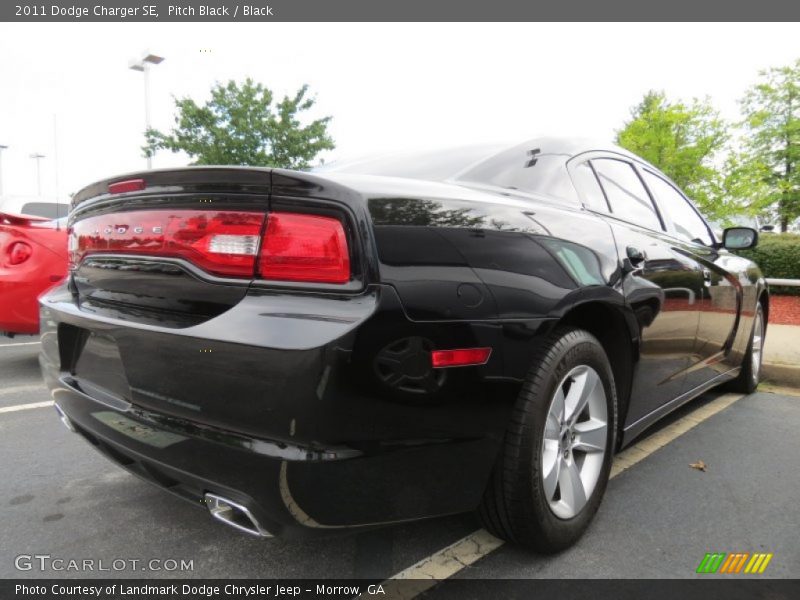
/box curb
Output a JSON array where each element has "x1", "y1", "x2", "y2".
[{"x1": 762, "y1": 362, "x2": 800, "y2": 388}]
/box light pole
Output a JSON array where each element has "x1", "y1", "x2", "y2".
[
  {"x1": 30, "y1": 153, "x2": 45, "y2": 196},
  {"x1": 129, "y1": 51, "x2": 165, "y2": 169},
  {"x1": 0, "y1": 145, "x2": 7, "y2": 196}
]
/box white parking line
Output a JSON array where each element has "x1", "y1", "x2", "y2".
[
  {"x1": 0, "y1": 400, "x2": 54, "y2": 414},
  {"x1": 378, "y1": 392, "x2": 745, "y2": 597},
  {"x1": 0, "y1": 341, "x2": 41, "y2": 347},
  {"x1": 0, "y1": 384, "x2": 46, "y2": 397}
]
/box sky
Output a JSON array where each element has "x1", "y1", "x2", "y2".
[{"x1": 0, "y1": 22, "x2": 797, "y2": 201}]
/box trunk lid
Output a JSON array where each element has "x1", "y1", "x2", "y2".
[
  {"x1": 69, "y1": 167, "x2": 272, "y2": 327},
  {"x1": 68, "y1": 167, "x2": 369, "y2": 328}
]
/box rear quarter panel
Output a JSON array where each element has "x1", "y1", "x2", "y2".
[{"x1": 316, "y1": 174, "x2": 627, "y2": 382}]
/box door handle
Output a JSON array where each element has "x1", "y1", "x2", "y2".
[{"x1": 703, "y1": 268, "x2": 712, "y2": 285}]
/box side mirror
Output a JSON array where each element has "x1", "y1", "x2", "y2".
[
  {"x1": 760, "y1": 224, "x2": 775, "y2": 232},
  {"x1": 723, "y1": 227, "x2": 758, "y2": 250}
]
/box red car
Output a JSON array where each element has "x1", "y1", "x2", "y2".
[{"x1": 0, "y1": 197, "x2": 69, "y2": 336}]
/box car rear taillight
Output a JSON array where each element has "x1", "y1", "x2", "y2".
[
  {"x1": 7, "y1": 241, "x2": 33, "y2": 265},
  {"x1": 258, "y1": 213, "x2": 350, "y2": 284},
  {"x1": 71, "y1": 209, "x2": 352, "y2": 284},
  {"x1": 71, "y1": 210, "x2": 265, "y2": 278},
  {"x1": 169, "y1": 211, "x2": 265, "y2": 277}
]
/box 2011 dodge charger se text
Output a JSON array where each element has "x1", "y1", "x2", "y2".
[{"x1": 39, "y1": 138, "x2": 767, "y2": 552}]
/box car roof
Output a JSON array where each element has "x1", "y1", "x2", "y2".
[
  {"x1": 480, "y1": 137, "x2": 649, "y2": 164},
  {"x1": 319, "y1": 137, "x2": 651, "y2": 182}
]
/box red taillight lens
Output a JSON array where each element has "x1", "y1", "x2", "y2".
[
  {"x1": 258, "y1": 212, "x2": 350, "y2": 284},
  {"x1": 7, "y1": 241, "x2": 33, "y2": 265},
  {"x1": 167, "y1": 211, "x2": 264, "y2": 277},
  {"x1": 108, "y1": 179, "x2": 146, "y2": 194},
  {"x1": 431, "y1": 347, "x2": 492, "y2": 368},
  {"x1": 71, "y1": 210, "x2": 265, "y2": 277},
  {"x1": 70, "y1": 209, "x2": 352, "y2": 284}
]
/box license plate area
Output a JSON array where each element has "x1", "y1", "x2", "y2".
[{"x1": 60, "y1": 324, "x2": 132, "y2": 403}]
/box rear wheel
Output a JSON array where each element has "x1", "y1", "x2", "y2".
[
  {"x1": 479, "y1": 327, "x2": 616, "y2": 552},
  {"x1": 728, "y1": 303, "x2": 765, "y2": 394}
]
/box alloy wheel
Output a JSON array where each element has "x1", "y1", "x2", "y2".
[
  {"x1": 751, "y1": 309, "x2": 764, "y2": 384},
  {"x1": 541, "y1": 365, "x2": 608, "y2": 519}
]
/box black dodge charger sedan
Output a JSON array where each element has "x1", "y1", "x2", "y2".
[{"x1": 40, "y1": 138, "x2": 767, "y2": 552}]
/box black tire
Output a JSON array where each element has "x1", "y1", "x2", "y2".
[
  {"x1": 727, "y1": 303, "x2": 765, "y2": 394},
  {"x1": 478, "y1": 327, "x2": 617, "y2": 553}
]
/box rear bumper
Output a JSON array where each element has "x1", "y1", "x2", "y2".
[
  {"x1": 39, "y1": 283, "x2": 532, "y2": 536},
  {"x1": 49, "y1": 379, "x2": 378, "y2": 536}
]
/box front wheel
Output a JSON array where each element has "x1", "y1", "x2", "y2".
[{"x1": 478, "y1": 327, "x2": 617, "y2": 553}]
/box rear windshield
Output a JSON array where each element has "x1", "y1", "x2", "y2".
[
  {"x1": 456, "y1": 149, "x2": 578, "y2": 201},
  {"x1": 315, "y1": 145, "x2": 505, "y2": 181}
]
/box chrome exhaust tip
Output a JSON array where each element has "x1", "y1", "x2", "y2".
[
  {"x1": 53, "y1": 403, "x2": 76, "y2": 432},
  {"x1": 204, "y1": 493, "x2": 272, "y2": 537}
]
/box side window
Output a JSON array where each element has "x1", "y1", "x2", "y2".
[
  {"x1": 642, "y1": 170, "x2": 713, "y2": 246},
  {"x1": 592, "y1": 159, "x2": 663, "y2": 231},
  {"x1": 571, "y1": 162, "x2": 609, "y2": 212}
]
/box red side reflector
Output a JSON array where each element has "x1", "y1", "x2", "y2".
[
  {"x1": 108, "y1": 179, "x2": 146, "y2": 194},
  {"x1": 431, "y1": 347, "x2": 492, "y2": 368},
  {"x1": 258, "y1": 212, "x2": 350, "y2": 284}
]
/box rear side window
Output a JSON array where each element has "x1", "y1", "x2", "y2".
[
  {"x1": 641, "y1": 170, "x2": 713, "y2": 246},
  {"x1": 571, "y1": 162, "x2": 609, "y2": 212},
  {"x1": 592, "y1": 159, "x2": 662, "y2": 231}
]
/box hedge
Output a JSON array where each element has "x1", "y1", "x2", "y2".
[{"x1": 737, "y1": 233, "x2": 800, "y2": 295}]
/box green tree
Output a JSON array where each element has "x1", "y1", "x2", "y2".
[
  {"x1": 739, "y1": 59, "x2": 800, "y2": 232},
  {"x1": 713, "y1": 150, "x2": 771, "y2": 226},
  {"x1": 616, "y1": 91, "x2": 730, "y2": 219},
  {"x1": 144, "y1": 79, "x2": 334, "y2": 169}
]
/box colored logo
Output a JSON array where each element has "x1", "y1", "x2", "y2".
[{"x1": 696, "y1": 552, "x2": 773, "y2": 574}]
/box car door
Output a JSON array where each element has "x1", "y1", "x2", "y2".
[
  {"x1": 574, "y1": 157, "x2": 705, "y2": 426},
  {"x1": 638, "y1": 168, "x2": 739, "y2": 391}
]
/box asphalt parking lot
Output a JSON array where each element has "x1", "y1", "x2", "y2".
[{"x1": 1, "y1": 335, "x2": 798, "y2": 583}]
